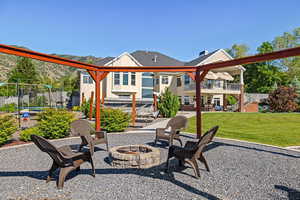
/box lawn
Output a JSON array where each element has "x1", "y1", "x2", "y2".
[{"x1": 185, "y1": 113, "x2": 300, "y2": 147}]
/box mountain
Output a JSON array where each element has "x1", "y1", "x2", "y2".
[{"x1": 0, "y1": 45, "x2": 102, "y2": 81}]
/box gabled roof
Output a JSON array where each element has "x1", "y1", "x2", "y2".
[
  {"x1": 130, "y1": 50, "x2": 184, "y2": 66},
  {"x1": 184, "y1": 49, "x2": 220, "y2": 66},
  {"x1": 95, "y1": 57, "x2": 115, "y2": 66}
]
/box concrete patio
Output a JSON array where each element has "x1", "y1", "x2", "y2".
[{"x1": 0, "y1": 131, "x2": 299, "y2": 200}]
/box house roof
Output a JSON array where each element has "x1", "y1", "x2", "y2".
[
  {"x1": 184, "y1": 49, "x2": 220, "y2": 66},
  {"x1": 130, "y1": 50, "x2": 184, "y2": 66},
  {"x1": 95, "y1": 57, "x2": 115, "y2": 66}
]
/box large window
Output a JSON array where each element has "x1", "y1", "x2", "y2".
[
  {"x1": 142, "y1": 78, "x2": 154, "y2": 87},
  {"x1": 184, "y1": 96, "x2": 190, "y2": 105},
  {"x1": 177, "y1": 76, "x2": 182, "y2": 87},
  {"x1": 142, "y1": 88, "x2": 153, "y2": 99},
  {"x1": 215, "y1": 80, "x2": 222, "y2": 88},
  {"x1": 131, "y1": 72, "x2": 136, "y2": 85},
  {"x1": 114, "y1": 72, "x2": 120, "y2": 85},
  {"x1": 83, "y1": 75, "x2": 93, "y2": 84},
  {"x1": 184, "y1": 74, "x2": 190, "y2": 85},
  {"x1": 162, "y1": 76, "x2": 169, "y2": 84},
  {"x1": 123, "y1": 72, "x2": 128, "y2": 85}
]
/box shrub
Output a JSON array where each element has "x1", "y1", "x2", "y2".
[
  {"x1": 158, "y1": 88, "x2": 180, "y2": 118},
  {"x1": 227, "y1": 95, "x2": 237, "y2": 105},
  {"x1": 100, "y1": 108, "x2": 131, "y2": 132},
  {"x1": 0, "y1": 114, "x2": 17, "y2": 145},
  {"x1": 80, "y1": 100, "x2": 90, "y2": 117},
  {"x1": 38, "y1": 109, "x2": 75, "y2": 139},
  {"x1": 268, "y1": 86, "x2": 298, "y2": 112},
  {"x1": 72, "y1": 106, "x2": 81, "y2": 112},
  {"x1": 0, "y1": 103, "x2": 17, "y2": 113},
  {"x1": 20, "y1": 126, "x2": 43, "y2": 142}
]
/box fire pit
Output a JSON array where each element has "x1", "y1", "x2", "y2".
[{"x1": 109, "y1": 144, "x2": 160, "y2": 168}]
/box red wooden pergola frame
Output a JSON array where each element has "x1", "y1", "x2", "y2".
[{"x1": 1, "y1": 44, "x2": 300, "y2": 138}]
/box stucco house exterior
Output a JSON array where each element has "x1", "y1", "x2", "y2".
[{"x1": 79, "y1": 49, "x2": 245, "y2": 111}]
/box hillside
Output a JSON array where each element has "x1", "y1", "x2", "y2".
[{"x1": 0, "y1": 45, "x2": 102, "y2": 81}]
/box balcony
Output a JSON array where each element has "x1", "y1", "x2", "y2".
[{"x1": 184, "y1": 82, "x2": 241, "y2": 94}]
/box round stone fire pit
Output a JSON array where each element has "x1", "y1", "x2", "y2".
[{"x1": 109, "y1": 144, "x2": 160, "y2": 168}]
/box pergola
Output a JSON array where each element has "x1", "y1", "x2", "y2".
[{"x1": 1, "y1": 44, "x2": 300, "y2": 138}]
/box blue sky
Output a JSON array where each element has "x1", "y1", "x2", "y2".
[{"x1": 0, "y1": 0, "x2": 299, "y2": 61}]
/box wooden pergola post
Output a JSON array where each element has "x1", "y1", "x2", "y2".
[
  {"x1": 89, "y1": 91, "x2": 94, "y2": 120},
  {"x1": 195, "y1": 70, "x2": 209, "y2": 138},
  {"x1": 153, "y1": 93, "x2": 158, "y2": 112},
  {"x1": 132, "y1": 93, "x2": 136, "y2": 127},
  {"x1": 95, "y1": 72, "x2": 101, "y2": 131}
]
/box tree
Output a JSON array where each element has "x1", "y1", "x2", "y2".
[
  {"x1": 8, "y1": 57, "x2": 39, "y2": 84},
  {"x1": 290, "y1": 76, "x2": 300, "y2": 104},
  {"x1": 226, "y1": 44, "x2": 249, "y2": 58},
  {"x1": 272, "y1": 27, "x2": 300, "y2": 78},
  {"x1": 157, "y1": 88, "x2": 180, "y2": 118},
  {"x1": 268, "y1": 86, "x2": 298, "y2": 112},
  {"x1": 244, "y1": 42, "x2": 283, "y2": 93}
]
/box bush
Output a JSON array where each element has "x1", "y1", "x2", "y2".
[
  {"x1": 158, "y1": 88, "x2": 180, "y2": 118},
  {"x1": 20, "y1": 126, "x2": 43, "y2": 142},
  {"x1": 227, "y1": 95, "x2": 237, "y2": 105},
  {"x1": 37, "y1": 109, "x2": 75, "y2": 139},
  {"x1": 80, "y1": 100, "x2": 90, "y2": 117},
  {"x1": 72, "y1": 106, "x2": 81, "y2": 112},
  {"x1": 100, "y1": 108, "x2": 131, "y2": 132},
  {"x1": 0, "y1": 114, "x2": 17, "y2": 145},
  {"x1": 0, "y1": 103, "x2": 17, "y2": 113},
  {"x1": 268, "y1": 86, "x2": 298, "y2": 112}
]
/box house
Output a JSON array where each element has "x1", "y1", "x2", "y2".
[{"x1": 79, "y1": 49, "x2": 245, "y2": 111}]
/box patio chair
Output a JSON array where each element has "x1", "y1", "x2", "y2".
[
  {"x1": 70, "y1": 119, "x2": 109, "y2": 152},
  {"x1": 154, "y1": 115, "x2": 188, "y2": 147},
  {"x1": 30, "y1": 134, "x2": 95, "y2": 189},
  {"x1": 165, "y1": 126, "x2": 219, "y2": 178}
]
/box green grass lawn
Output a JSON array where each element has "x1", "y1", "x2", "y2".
[{"x1": 185, "y1": 113, "x2": 300, "y2": 147}]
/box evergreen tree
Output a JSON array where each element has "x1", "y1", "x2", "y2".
[{"x1": 8, "y1": 57, "x2": 39, "y2": 84}]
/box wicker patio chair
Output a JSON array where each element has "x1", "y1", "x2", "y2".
[
  {"x1": 154, "y1": 115, "x2": 188, "y2": 147},
  {"x1": 165, "y1": 126, "x2": 219, "y2": 178},
  {"x1": 70, "y1": 119, "x2": 109, "y2": 152},
  {"x1": 31, "y1": 134, "x2": 95, "y2": 189}
]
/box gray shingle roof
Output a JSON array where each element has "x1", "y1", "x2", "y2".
[
  {"x1": 131, "y1": 50, "x2": 184, "y2": 66},
  {"x1": 95, "y1": 57, "x2": 115, "y2": 66},
  {"x1": 184, "y1": 49, "x2": 220, "y2": 66}
]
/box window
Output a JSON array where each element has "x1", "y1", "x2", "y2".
[
  {"x1": 177, "y1": 77, "x2": 182, "y2": 87},
  {"x1": 114, "y1": 72, "x2": 120, "y2": 85},
  {"x1": 142, "y1": 88, "x2": 153, "y2": 99},
  {"x1": 184, "y1": 74, "x2": 190, "y2": 85},
  {"x1": 207, "y1": 79, "x2": 214, "y2": 89},
  {"x1": 156, "y1": 78, "x2": 160, "y2": 85},
  {"x1": 123, "y1": 72, "x2": 128, "y2": 85},
  {"x1": 213, "y1": 98, "x2": 221, "y2": 106},
  {"x1": 83, "y1": 75, "x2": 93, "y2": 84},
  {"x1": 142, "y1": 78, "x2": 154, "y2": 87},
  {"x1": 142, "y1": 72, "x2": 153, "y2": 76},
  {"x1": 184, "y1": 96, "x2": 190, "y2": 105},
  {"x1": 131, "y1": 72, "x2": 136, "y2": 85},
  {"x1": 215, "y1": 80, "x2": 222, "y2": 88},
  {"x1": 162, "y1": 76, "x2": 169, "y2": 84}
]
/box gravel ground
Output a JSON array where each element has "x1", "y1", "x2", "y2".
[{"x1": 0, "y1": 132, "x2": 299, "y2": 200}]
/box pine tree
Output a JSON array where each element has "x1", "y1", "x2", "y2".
[{"x1": 8, "y1": 57, "x2": 39, "y2": 84}]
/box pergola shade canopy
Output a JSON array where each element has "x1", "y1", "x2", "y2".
[{"x1": 0, "y1": 44, "x2": 300, "y2": 138}]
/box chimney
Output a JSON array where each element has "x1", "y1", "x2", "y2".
[
  {"x1": 153, "y1": 55, "x2": 158, "y2": 63},
  {"x1": 199, "y1": 50, "x2": 209, "y2": 57}
]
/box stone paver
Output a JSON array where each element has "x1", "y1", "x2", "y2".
[{"x1": 0, "y1": 132, "x2": 299, "y2": 200}]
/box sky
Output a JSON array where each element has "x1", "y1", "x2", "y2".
[{"x1": 0, "y1": 0, "x2": 299, "y2": 61}]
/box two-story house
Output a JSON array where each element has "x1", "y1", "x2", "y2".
[{"x1": 79, "y1": 49, "x2": 245, "y2": 111}]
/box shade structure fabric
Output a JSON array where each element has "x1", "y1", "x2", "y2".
[
  {"x1": 204, "y1": 71, "x2": 218, "y2": 80},
  {"x1": 215, "y1": 72, "x2": 234, "y2": 81}
]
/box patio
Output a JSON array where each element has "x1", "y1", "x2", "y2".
[{"x1": 0, "y1": 131, "x2": 299, "y2": 200}]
